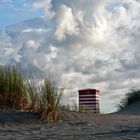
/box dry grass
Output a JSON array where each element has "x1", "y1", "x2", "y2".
[
  {"x1": 0, "y1": 66, "x2": 28, "y2": 111},
  {"x1": 24, "y1": 75, "x2": 39, "y2": 112},
  {"x1": 38, "y1": 77, "x2": 64, "y2": 122},
  {"x1": 118, "y1": 89, "x2": 140, "y2": 111},
  {"x1": 0, "y1": 65, "x2": 65, "y2": 122}
]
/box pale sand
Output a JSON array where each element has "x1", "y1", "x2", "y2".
[{"x1": 0, "y1": 102, "x2": 140, "y2": 140}]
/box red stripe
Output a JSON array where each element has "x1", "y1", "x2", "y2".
[
  {"x1": 79, "y1": 99, "x2": 99, "y2": 102},
  {"x1": 79, "y1": 100, "x2": 99, "y2": 102},
  {"x1": 79, "y1": 102, "x2": 98, "y2": 104},
  {"x1": 78, "y1": 89, "x2": 99, "y2": 94},
  {"x1": 78, "y1": 89, "x2": 99, "y2": 92},
  {"x1": 79, "y1": 100, "x2": 98, "y2": 102},
  {"x1": 79, "y1": 96, "x2": 99, "y2": 98},
  {"x1": 79, "y1": 92, "x2": 99, "y2": 95}
]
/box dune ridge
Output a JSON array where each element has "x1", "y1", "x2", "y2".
[{"x1": 0, "y1": 102, "x2": 140, "y2": 139}]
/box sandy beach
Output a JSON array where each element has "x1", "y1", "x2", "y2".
[{"x1": 0, "y1": 102, "x2": 140, "y2": 140}]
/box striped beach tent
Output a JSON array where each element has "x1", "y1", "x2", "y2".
[{"x1": 78, "y1": 89, "x2": 100, "y2": 113}]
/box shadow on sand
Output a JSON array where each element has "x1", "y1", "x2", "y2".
[{"x1": 0, "y1": 112, "x2": 40, "y2": 124}]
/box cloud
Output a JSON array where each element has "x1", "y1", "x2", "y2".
[
  {"x1": 1, "y1": 0, "x2": 140, "y2": 113},
  {"x1": 53, "y1": 4, "x2": 79, "y2": 40}
]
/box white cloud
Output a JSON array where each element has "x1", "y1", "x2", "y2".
[
  {"x1": 22, "y1": 28, "x2": 49, "y2": 33},
  {"x1": 54, "y1": 4, "x2": 79, "y2": 40},
  {"x1": 1, "y1": 0, "x2": 140, "y2": 113},
  {"x1": 33, "y1": 0, "x2": 50, "y2": 9}
]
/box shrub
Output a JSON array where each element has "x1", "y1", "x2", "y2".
[{"x1": 118, "y1": 89, "x2": 140, "y2": 110}]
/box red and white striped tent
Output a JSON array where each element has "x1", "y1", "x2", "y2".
[{"x1": 78, "y1": 89, "x2": 100, "y2": 113}]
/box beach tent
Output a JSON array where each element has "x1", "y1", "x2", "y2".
[{"x1": 78, "y1": 89, "x2": 100, "y2": 113}]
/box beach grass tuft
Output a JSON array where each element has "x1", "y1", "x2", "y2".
[
  {"x1": 0, "y1": 65, "x2": 28, "y2": 111},
  {"x1": 118, "y1": 89, "x2": 140, "y2": 110},
  {"x1": 0, "y1": 65, "x2": 65, "y2": 122},
  {"x1": 37, "y1": 76, "x2": 64, "y2": 122},
  {"x1": 24, "y1": 75, "x2": 40, "y2": 112}
]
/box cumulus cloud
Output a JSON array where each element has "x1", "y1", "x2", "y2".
[
  {"x1": 1, "y1": 0, "x2": 140, "y2": 113},
  {"x1": 54, "y1": 4, "x2": 79, "y2": 40}
]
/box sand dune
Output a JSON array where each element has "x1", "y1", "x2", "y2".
[
  {"x1": 0, "y1": 103, "x2": 140, "y2": 139},
  {"x1": 116, "y1": 101, "x2": 140, "y2": 115}
]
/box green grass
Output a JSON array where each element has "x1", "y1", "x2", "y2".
[
  {"x1": 24, "y1": 75, "x2": 39, "y2": 112},
  {"x1": 39, "y1": 77, "x2": 64, "y2": 122},
  {"x1": 0, "y1": 65, "x2": 64, "y2": 122},
  {"x1": 0, "y1": 66, "x2": 28, "y2": 111},
  {"x1": 118, "y1": 89, "x2": 140, "y2": 110}
]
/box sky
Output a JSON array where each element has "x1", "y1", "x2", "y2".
[
  {"x1": 0, "y1": 0, "x2": 140, "y2": 113},
  {"x1": 0, "y1": 0, "x2": 44, "y2": 28}
]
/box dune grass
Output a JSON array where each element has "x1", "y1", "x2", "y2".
[
  {"x1": 0, "y1": 66, "x2": 28, "y2": 111},
  {"x1": 0, "y1": 65, "x2": 64, "y2": 122},
  {"x1": 38, "y1": 77, "x2": 64, "y2": 122},
  {"x1": 118, "y1": 89, "x2": 140, "y2": 110},
  {"x1": 24, "y1": 75, "x2": 40, "y2": 112}
]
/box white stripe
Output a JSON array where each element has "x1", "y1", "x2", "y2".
[
  {"x1": 79, "y1": 101, "x2": 98, "y2": 104},
  {"x1": 79, "y1": 104, "x2": 98, "y2": 107}
]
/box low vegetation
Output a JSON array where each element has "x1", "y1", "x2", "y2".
[
  {"x1": 0, "y1": 65, "x2": 64, "y2": 122},
  {"x1": 0, "y1": 65, "x2": 101, "y2": 122},
  {"x1": 38, "y1": 77, "x2": 64, "y2": 122},
  {"x1": 118, "y1": 89, "x2": 140, "y2": 110},
  {"x1": 0, "y1": 66, "x2": 27, "y2": 111}
]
